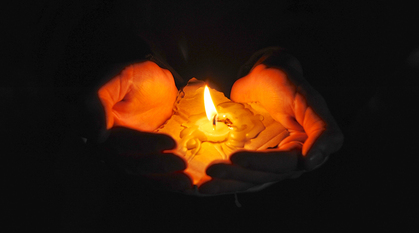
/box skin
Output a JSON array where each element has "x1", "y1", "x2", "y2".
[
  {"x1": 97, "y1": 61, "x2": 192, "y2": 191},
  {"x1": 95, "y1": 58, "x2": 344, "y2": 195},
  {"x1": 200, "y1": 61, "x2": 344, "y2": 194},
  {"x1": 98, "y1": 61, "x2": 178, "y2": 132}
]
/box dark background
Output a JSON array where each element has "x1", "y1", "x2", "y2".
[{"x1": 4, "y1": 0, "x2": 418, "y2": 232}]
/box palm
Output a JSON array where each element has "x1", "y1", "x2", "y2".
[
  {"x1": 96, "y1": 61, "x2": 191, "y2": 192},
  {"x1": 231, "y1": 64, "x2": 325, "y2": 156},
  {"x1": 198, "y1": 62, "x2": 343, "y2": 195}
]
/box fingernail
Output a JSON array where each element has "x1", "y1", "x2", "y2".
[{"x1": 306, "y1": 151, "x2": 323, "y2": 171}]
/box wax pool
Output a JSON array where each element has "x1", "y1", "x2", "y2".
[{"x1": 155, "y1": 78, "x2": 289, "y2": 185}]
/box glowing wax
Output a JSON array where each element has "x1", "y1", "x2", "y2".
[{"x1": 155, "y1": 78, "x2": 289, "y2": 185}]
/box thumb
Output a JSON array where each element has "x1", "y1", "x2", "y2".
[{"x1": 302, "y1": 128, "x2": 344, "y2": 171}]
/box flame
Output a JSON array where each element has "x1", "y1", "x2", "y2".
[{"x1": 204, "y1": 85, "x2": 217, "y2": 122}]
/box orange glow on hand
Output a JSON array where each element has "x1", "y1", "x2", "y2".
[
  {"x1": 231, "y1": 64, "x2": 326, "y2": 156},
  {"x1": 97, "y1": 61, "x2": 178, "y2": 132}
]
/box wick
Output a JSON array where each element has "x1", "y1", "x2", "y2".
[
  {"x1": 216, "y1": 117, "x2": 233, "y2": 127},
  {"x1": 212, "y1": 114, "x2": 217, "y2": 130}
]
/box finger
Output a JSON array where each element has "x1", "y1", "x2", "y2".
[
  {"x1": 297, "y1": 83, "x2": 343, "y2": 148},
  {"x1": 121, "y1": 153, "x2": 186, "y2": 174},
  {"x1": 303, "y1": 128, "x2": 343, "y2": 171},
  {"x1": 198, "y1": 178, "x2": 255, "y2": 195},
  {"x1": 257, "y1": 60, "x2": 343, "y2": 159},
  {"x1": 287, "y1": 73, "x2": 344, "y2": 170},
  {"x1": 277, "y1": 141, "x2": 304, "y2": 151},
  {"x1": 143, "y1": 172, "x2": 193, "y2": 192},
  {"x1": 106, "y1": 127, "x2": 177, "y2": 154},
  {"x1": 230, "y1": 149, "x2": 299, "y2": 173},
  {"x1": 278, "y1": 131, "x2": 307, "y2": 149},
  {"x1": 295, "y1": 83, "x2": 344, "y2": 170},
  {"x1": 206, "y1": 163, "x2": 297, "y2": 184}
]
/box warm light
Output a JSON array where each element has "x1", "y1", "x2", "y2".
[
  {"x1": 156, "y1": 79, "x2": 281, "y2": 185},
  {"x1": 204, "y1": 85, "x2": 218, "y2": 123}
]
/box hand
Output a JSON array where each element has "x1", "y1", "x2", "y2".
[
  {"x1": 101, "y1": 127, "x2": 191, "y2": 192},
  {"x1": 98, "y1": 61, "x2": 178, "y2": 132},
  {"x1": 94, "y1": 61, "x2": 192, "y2": 192},
  {"x1": 200, "y1": 52, "x2": 344, "y2": 194}
]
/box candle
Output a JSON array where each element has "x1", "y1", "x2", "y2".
[
  {"x1": 156, "y1": 78, "x2": 289, "y2": 185},
  {"x1": 194, "y1": 86, "x2": 230, "y2": 142}
]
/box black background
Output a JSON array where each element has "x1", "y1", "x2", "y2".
[{"x1": 4, "y1": 0, "x2": 418, "y2": 232}]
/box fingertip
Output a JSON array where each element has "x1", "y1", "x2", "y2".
[
  {"x1": 172, "y1": 172, "x2": 193, "y2": 192},
  {"x1": 137, "y1": 152, "x2": 186, "y2": 174},
  {"x1": 230, "y1": 151, "x2": 251, "y2": 168},
  {"x1": 206, "y1": 163, "x2": 227, "y2": 178},
  {"x1": 303, "y1": 150, "x2": 325, "y2": 171},
  {"x1": 156, "y1": 133, "x2": 177, "y2": 150},
  {"x1": 301, "y1": 128, "x2": 344, "y2": 171}
]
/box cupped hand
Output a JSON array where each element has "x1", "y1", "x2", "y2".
[
  {"x1": 98, "y1": 61, "x2": 178, "y2": 132},
  {"x1": 95, "y1": 61, "x2": 192, "y2": 192},
  {"x1": 200, "y1": 54, "x2": 344, "y2": 195}
]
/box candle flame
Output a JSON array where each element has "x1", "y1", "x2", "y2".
[{"x1": 204, "y1": 86, "x2": 218, "y2": 123}]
